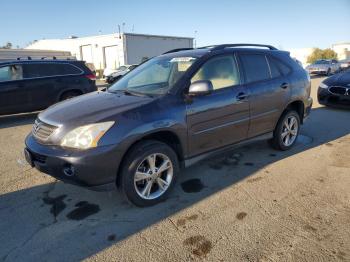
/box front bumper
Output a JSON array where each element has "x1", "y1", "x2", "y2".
[
  {"x1": 318, "y1": 87, "x2": 350, "y2": 108},
  {"x1": 25, "y1": 135, "x2": 123, "y2": 191}
]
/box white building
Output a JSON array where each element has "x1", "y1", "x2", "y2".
[
  {"x1": 332, "y1": 42, "x2": 350, "y2": 60},
  {"x1": 26, "y1": 33, "x2": 193, "y2": 72},
  {"x1": 287, "y1": 47, "x2": 315, "y2": 68}
]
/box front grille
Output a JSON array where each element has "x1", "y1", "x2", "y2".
[
  {"x1": 32, "y1": 119, "x2": 58, "y2": 142},
  {"x1": 329, "y1": 86, "x2": 348, "y2": 96}
]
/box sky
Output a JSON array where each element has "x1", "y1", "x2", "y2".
[{"x1": 1, "y1": 0, "x2": 349, "y2": 50}]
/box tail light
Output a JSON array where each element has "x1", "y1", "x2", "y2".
[{"x1": 85, "y1": 74, "x2": 96, "y2": 81}]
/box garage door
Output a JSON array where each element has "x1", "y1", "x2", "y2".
[
  {"x1": 81, "y1": 45, "x2": 93, "y2": 63},
  {"x1": 104, "y1": 45, "x2": 119, "y2": 69}
]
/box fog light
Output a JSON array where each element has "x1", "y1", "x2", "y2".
[{"x1": 63, "y1": 164, "x2": 75, "y2": 177}]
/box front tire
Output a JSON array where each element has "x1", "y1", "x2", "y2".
[
  {"x1": 271, "y1": 110, "x2": 300, "y2": 151},
  {"x1": 120, "y1": 140, "x2": 179, "y2": 207}
]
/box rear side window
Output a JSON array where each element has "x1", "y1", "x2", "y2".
[
  {"x1": 269, "y1": 57, "x2": 291, "y2": 76},
  {"x1": 22, "y1": 63, "x2": 82, "y2": 78},
  {"x1": 0, "y1": 65, "x2": 23, "y2": 82},
  {"x1": 191, "y1": 55, "x2": 240, "y2": 90},
  {"x1": 240, "y1": 54, "x2": 270, "y2": 83},
  {"x1": 268, "y1": 58, "x2": 282, "y2": 78}
]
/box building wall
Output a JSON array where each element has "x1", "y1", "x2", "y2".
[
  {"x1": 26, "y1": 33, "x2": 193, "y2": 72},
  {"x1": 332, "y1": 43, "x2": 350, "y2": 60},
  {"x1": 124, "y1": 34, "x2": 193, "y2": 64},
  {"x1": 288, "y1": 48, "x2": 315, "y2": 68},
  {"x1": 26, "y1": 34, "x2": 124, "y2": 70}
]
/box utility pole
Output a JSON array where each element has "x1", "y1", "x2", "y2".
[{"x1": 194, "y1": 30, "x2": 198, "y2": 48}]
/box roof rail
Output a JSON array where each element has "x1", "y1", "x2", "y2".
[
  {"x1": 17, "y1": 56, "x2": 32, "y2": 60},
  {"x1": 162, "y1": 48, "x2": 193, "y2": 54},
  {"x1": 210, "y1": 44, "x2": 278, "y2": 51},
  {"x1": 41, "y1": 56, "x2": 57, "y2": 60}
]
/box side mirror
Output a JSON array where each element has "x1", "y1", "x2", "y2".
[{"x1": 188, "y1": 80, "x2": 213, "y2": 96}]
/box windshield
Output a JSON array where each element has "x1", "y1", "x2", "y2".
[
  {"x1": 315, "y1": 60, "x2": 329, "y2": 64},
  {"x1": 108, "y1": 56, "x2": 197, "y2": 95}
]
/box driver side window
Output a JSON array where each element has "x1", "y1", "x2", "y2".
[{"x1": 191, "y1": 55, "x2": 239, "y2": 90}]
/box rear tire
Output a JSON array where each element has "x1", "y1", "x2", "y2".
[
  {"x1": 120, "y1": 140, "x2": 179, "y2": 207},
  {"x1": 271, "y1": 110, "x2": 300, "y2": 151}
]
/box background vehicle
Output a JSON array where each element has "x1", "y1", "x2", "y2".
[
  {"x1": 24, "y1": 44, "x2": 312, "y2": 207},
  {"x1": 318, "y1": 69, "x2": 350, "y2": 108},
  {"x1": 339, "y1": 59, "x2": 350, "y2": 71},
  {"x1": 0, "y1": 59, "x2": 96, "y2": 115},
  {"x1": 105, "y1": 64, "x2": 138, "y2": 84},
  {"x1": 306, "y1": 59, "x2": 340, "y2": 75}
]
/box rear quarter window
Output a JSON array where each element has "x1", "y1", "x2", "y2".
[
  {"x1": 240, "y1": 54, "x2": 270, "y2": 83},
  {"x1": 267, "y1": 56, "x2": 292, "y2": 78}
]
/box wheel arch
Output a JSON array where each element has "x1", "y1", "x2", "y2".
[
  {"x1": 57, "y1": 89, "x2": 84, "y2": 101},
  {"x1": 276, "y1": 100, "x2": 305, "y2": 130},
  {"x1": 116, "y1": 129, "x2": 185, "y2": 187}
]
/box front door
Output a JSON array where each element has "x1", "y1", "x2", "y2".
[
  {"x1": 186, "y1": 54, "x2": 250, "y2": 157},
  {"x1": 0, "y1": 64, "x2": 31, "y2": 114}
]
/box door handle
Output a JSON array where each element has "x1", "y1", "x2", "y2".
[
  {"x1": 280, "y1": 83, "x2": 289, "y2": 89},
  {"x1": 236, "y1": 92, "x2": 248, "y2": 101}
]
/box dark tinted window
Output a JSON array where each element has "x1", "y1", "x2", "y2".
[
  {"x1": 268, "y1": 58, "x2": 282, "y2": 78},
  {"x1": 240, "y1": 54, "x2": 270, "y2": 83},
  {"x1": 271, "y1": 57, "x2": 291, "y2": 75},
  {"x1": 23, "y1": 63, "x2": 82, "y2": 78}
]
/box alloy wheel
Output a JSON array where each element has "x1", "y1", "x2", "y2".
[
  {"x1": 134, "y1": 153, "x2": 173, "y2": 200},
  {"x1": 281, "y1": 115, "x2": 299, "y2": 147}
]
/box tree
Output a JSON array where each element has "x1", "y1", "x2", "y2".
[
  {"x1": 1, "y1": 42, "x2": 12, "y2": 49},
  {"x1": 307, "y1": 48, "x2": 337, "y2": 64}
]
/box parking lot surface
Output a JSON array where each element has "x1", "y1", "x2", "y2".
[{"x1": 0, "y1": 77, "x2": 349, "y2": 261}]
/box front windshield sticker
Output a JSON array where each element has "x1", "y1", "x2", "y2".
[{"x1": 170, "y1": 57, "x2": 196, "y2": 63}]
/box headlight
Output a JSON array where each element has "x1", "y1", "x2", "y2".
[
  {"x1": 61, "y1": 121, "x2": 114, "y2": 149},
  {"x1": 319, "y1": 82, "x2": 328, "y2": 89}
]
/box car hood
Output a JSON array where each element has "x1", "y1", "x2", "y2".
[
  {"x1": 324, "y1": 71, "x2": 350, "y2": 86},
  {"x1": 39, "y1": 91, "x2": 154, "y2": 126}
]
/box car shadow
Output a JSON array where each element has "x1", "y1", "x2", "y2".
[
  {"x1": 1, "y1": 106, "x2": 350, "y2": 261},
  {"x1": 0, "y1": 112, "x2": 38, "y2": 129}
]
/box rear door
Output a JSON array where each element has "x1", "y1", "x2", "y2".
[
  {"x1": 22, "y1": 63, "x2": 59, "y2": 110},
  {"x1": 0, "y1": 64, "x2": 31, "y2": 114},
  {"x1": 238, "y1": 53, "x2": 291, "y2": 138},
  {"x1": 22, "y1": 62, "x2": 85, "y2": 110},
  {"x1": 186, "y1": 54, "x2": 250, "y2": 156}
]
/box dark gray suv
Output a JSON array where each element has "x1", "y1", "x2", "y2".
[{"x1": 24, "y1": 44, "x2": 313, "y2": 206}]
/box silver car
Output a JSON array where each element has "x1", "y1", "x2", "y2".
[{"x1": 306, "y1": 59, "x2": 340, "y2": 75}]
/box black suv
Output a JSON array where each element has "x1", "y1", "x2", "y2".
[
  {"x1": 24, "y1": 44, "x2": 313, "y2": 206},
  {"x1": 0, "y1": 59, "x2": 97, "y2": 115}
]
